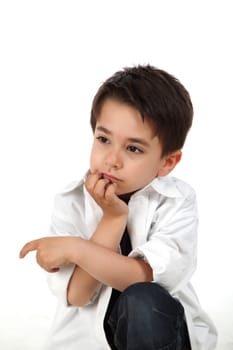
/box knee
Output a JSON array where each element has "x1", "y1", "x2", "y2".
[
  {"x1": 122, "y1": 281, "x2": 164, "y2": 298},
  {"x1": 108, "y1": 283, "x2": 186, "y2": 349},
  {"x1": 121, "y1": 282, "x2": 156, "y2": 305},
  {"x1": 121, "y1": 282, "x2": 184, "y2": 317}
]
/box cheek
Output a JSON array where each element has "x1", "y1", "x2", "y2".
[
  {"x1": 138, "y1": 161, "x2": 159, "y2": 180},
  {"x1": 89, "y1": 146, "x2": 101, "y2": 170},
  {"x1": 89, "y1": 147, "x2": 96, "y2": 169}
]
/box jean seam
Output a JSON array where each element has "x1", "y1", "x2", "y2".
[
  {"x1": 157, "y1": 336, "x2": 178, "y2": 350},
  {"x1": 113, "y1": 338, "x2": 178, "y2": 350}
]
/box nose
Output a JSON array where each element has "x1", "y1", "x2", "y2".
[{"x1": 105, "y1": 149, "x2": 123, "y2": 169}]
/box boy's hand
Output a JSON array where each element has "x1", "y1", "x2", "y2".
[
  {"x1": 19, "y1": 236, "x2": 76, "y2": 272},
  {"x1": 85, "y1": 172, "x2": 128, "y2": 219}
]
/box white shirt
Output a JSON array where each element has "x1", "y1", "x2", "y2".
[{"x1": 44, "y1": 175, "x2": 217, "y2": 350}]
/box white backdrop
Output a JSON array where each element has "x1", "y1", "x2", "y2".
[{"x1": 0, "y1": 1, "x2": 232, "y2": 349}]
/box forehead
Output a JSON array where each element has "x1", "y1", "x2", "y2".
[{"x1": 96, "y1": 98, "x2": 156, "y2": 139}]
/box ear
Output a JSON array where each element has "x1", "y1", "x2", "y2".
[{"x1": 157, "y1": 150, "x2": 182, "y2": 176}]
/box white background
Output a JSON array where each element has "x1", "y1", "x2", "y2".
[{"x1": 0, "y1": 1, "x2": 232, "y2": 349}]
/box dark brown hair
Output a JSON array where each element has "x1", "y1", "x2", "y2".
[{"x1": 90, "y1": 64, "x2": 193, "y2": 157}]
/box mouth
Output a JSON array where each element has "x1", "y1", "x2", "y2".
[{"x1": 101, "y1": 173, "x2": 121, "y2": 183}]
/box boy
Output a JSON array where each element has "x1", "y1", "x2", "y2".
[{"x1": 20, "y1": 65, "x2": 217, "y2": 349}]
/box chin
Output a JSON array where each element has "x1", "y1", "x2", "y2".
[
  {"x1": 117, "y1": 188, "x2": 139, "y2": 197},
  {"x1": 115, "y1": 189, "x2": 128, "y2": 196}
]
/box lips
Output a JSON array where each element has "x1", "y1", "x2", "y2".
[{"x1": 101, "y1": 173, "x2": 121, "y2": 183}]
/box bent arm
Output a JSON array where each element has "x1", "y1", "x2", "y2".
[
  {"x1": 67, "y1": 236, "x2": 153, "y2": 306},
  {"x1": 19, "y1": 215, "x2": 152, "y2": 308}
]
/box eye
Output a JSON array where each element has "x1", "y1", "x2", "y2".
[
  {"x1": 96, "y1": 136, "x2": 109, "y2": 144},
  {"x1": 127, "y1": 145, "x2": 143, "y2": 154}
]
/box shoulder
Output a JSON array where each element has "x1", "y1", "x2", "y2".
[
  {"x1": 150, "y1": 176, "x2": 196, "y2": 200},
  {"x1": 59, "y1": 179, "x2": 84, "y2": 195},
  {"x1": 147, "y1": 177, "x2": 198, "y2": 230},
  {"x1": 52, "y1": 178, "x2": 85, "y2": 217},
  {"x1": 149, "y1": 177, "x2": 198, "y2": 221},
  {"x1": 171, "y1": 177, "x2": 196, "y2": 200}
]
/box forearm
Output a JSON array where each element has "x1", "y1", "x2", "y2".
[
  {"x1": 68, "y1": 237, "x2": 153, "y2": 295},
  {"x1": 67, "y1": 265, "x2": 100, "y2": 306},
  {"x1": 67, "y1": 215, "x2": 127, "y2": 306}
]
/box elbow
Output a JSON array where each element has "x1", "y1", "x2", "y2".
[
  {"x1": 135, "y1": 260, "x2": 153, "y2": 284},
  {"x1": 67, "y1": 290, "x2": 91, "y2": 307},
  {"x1": 68, "y1": 297, "x2": 88, "y2": 308}
]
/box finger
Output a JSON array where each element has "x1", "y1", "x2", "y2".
[
  {"x1": 37, "y1": 259, "x2": 60, "y2": 273},
  {"x1": 85, "y1": 172, "x2": 101, "y2": 192},
  {"x1": 19, "y1": 239, "x2": 40, "y2": 259},
  {"x1": 105, "y1": 183, "x2": 117, "y2": 200},
  {"x1": 93, "y1": 178, "x2": 110, "y2": 197},
  {"x1": 38, "y1": 263, "x2": 60, "y2": 273},
  {"x1": 85, "y1": 170, "x2": 99, "y2": 181},
  {"x1": 50, "y1": 267, "x2": 60, "y2": 273},
  {"x1": 35, "y1": 250, "x2": 60, "y2": 273}
]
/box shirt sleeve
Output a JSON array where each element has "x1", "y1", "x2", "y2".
[
  {"x1": 45, "y1": 185, "x2": 91, "y2": 303},
  {"x1": 129, "y1": 191, "x2": 198, "y2": 294},
  {"x1": 46, "y1": 195, "x2": 78, "y2": 306}
]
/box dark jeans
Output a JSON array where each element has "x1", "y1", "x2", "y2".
[{"x1": 104, "y1": 282, "x2": 191, "y2": 350}]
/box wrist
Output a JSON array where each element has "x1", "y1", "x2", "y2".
[
  {"x1": 90, "y1": 214, "x2": 127, "y2": 250},
  {"x1": 67, "y1": 237, "x2": 83, "y2": 264},
  {"x1": 102, "y1": 213, "x2": 128, "y2": 226}
]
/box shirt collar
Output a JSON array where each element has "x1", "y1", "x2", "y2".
[
  {"x1": 132, "y1": 176, "x2": 183, "y2": 199},
  {"x1": 61, "y1": 173, "x2": 182, "y2": 199}
]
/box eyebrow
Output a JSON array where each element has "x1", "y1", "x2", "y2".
[{"x1": 96, "y1": 126, "x2": 151, "y2": 148}]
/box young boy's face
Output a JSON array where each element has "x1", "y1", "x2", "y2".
[{"x1": 90, "y1": 98, "x2": 178, "y2": 196}]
